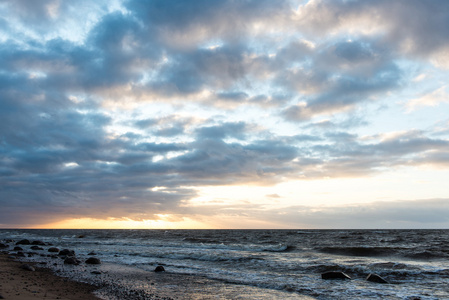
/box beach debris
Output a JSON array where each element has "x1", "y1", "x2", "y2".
[
  {"x1": 48, "y1": 247, "x2": 60, "y2": 253},
  {"x1": 64, "y1": 257, "x2": 81, "y2": 265},
  {"x1": 16, "y1": 239, "x2": 31, "y2": 245},
  {"x1": 31, "y1": 240, "x2": 46, "y2": 245},
  {"x1": 59, "y1": 249, "x2": 76, "y2": 256},
  {"x1": 31, "y1": 245, "x2": 44, "y2": 250},
  {"x1": 321, "y1": 271, "x2": 351, "y2": 280},
  {"x1": 20, "y1": 264, "x2": 36, "y2": 272},
  {"x1": 366, "y1": 273, "x2": 389, "y2": 284},
  {"x1": 154, "y1": 265, "x2": 165, "y2": 272},
  {"x1": 86, "y1": 257, "x2": 101, "y2": 264}
]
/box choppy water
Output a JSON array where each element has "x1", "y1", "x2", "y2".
[{"x1": 1, "y1": 229, "x2": 448, "y2": 299}]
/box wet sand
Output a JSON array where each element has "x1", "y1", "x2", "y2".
[{"x1": 0, "y1": 253, "x2": 100, "y2": 300}]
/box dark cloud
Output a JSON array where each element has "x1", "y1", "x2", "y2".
[
  {"x1": 280, "y1": 39, "x2": 401, "y2": 121},
  {"x1": 297, "y1": 0, "x2": 449, "y2": 66},
  {"x1": 126, "y1": 0, "x2": 290, "y2": 47}
]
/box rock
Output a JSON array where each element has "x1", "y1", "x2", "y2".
[
  {"x1": 366, "y1": 273, "x2": 389, "y2": 284},
  {"x1": 0, "y1": 243, "x2": 8, "y2": 249},
  {"x1": 154, "y1": 265, "x2": 165, "y2": 272},
  {"x1": 16, "y1": 251, "x2": 26, "y2": 257},
  {"x1": 59, "y1": 249, "x2": 75, "y2": 256},
  {"x1": 77, "y1": 234, "x2": 86, "y2": 238},
  {"x1": 30, "y1": 245, "x2": 44, "y2": 250},
  {"x1": 20, "y1": 264, "x2": 35, "y2": 271},
  {"x1": 48, "y1": 247, "x2": 60, "y2": 253},
  {"x1": 91, "y1": 271, "x2": 102, "y2": 275},
  {"x1": 16, "y1": 239, "x2": 31, "y2": 245},
  {"x1": 88, "y1": 252, "x2": 97, "y2": 255},
  {"x1": 85, "y1": 257, "x2": 101, "y2": 264},
  {"x1": 64, "y1": 257, "x2": 81, "y2": 265},
  {"x1": 321, "y1": 271, "x2": 351, "y2": 280},
  {"x1": 31, "y1": 240, "x2": 46, "y2": 245},
  {"x1": 13, "y1": 246, "x2": 23, "y2": 251}
]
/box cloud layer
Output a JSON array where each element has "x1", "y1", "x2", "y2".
[{"x1": 1, "y1": 0, "x2": 449, "y2": 227}]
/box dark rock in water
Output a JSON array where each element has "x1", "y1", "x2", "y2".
[
  {"x1": 16, "y1": 239, "x2": 31, "y2": 245},
  {"x1": 31, "y1": 240, "x2": 46, "y2": 245},
  {"x1": 77, "y1": 234, "x2": 86, "y2": 238},
  {"x1": 48, "y1": 247, "x2": 60, "y2": 253},
  {"x1": 59, "y1": 249, "x2": 75, "y2": 256},
  {"x1": 30, "y1": 245, "x2": 44, "y2": 250},
  {"x1": 91, "y1": 271, "x2": 102, "y2": 275},
  {"x1": 85, "y1": 257, "x2": 101, "y2": 264},
  {"x1": 154, "y1": 265, "x2": 165, "y2": 272},
  {"x1": 321, "y1": 271, "x2": 351, "y2": 280},
  {"x1": 16, "y1": 251, "x2": 26, "y2": 257},
  {"x1": 0, "y1": 243, "x2": 8, "y2": 249},
  {"x1": 88, "y1": 251, "x2": 97, "y2": 255},
  {"x1": 64, "y1": 257, "x2": 81, "y2": 265},
  {"x1": 13, "y1": 246, "x2": 23, "y2": 251},
  {"x1": 20, "y1": 264, "x2": 35, "y2": 271},
  {"x1": 366, "y1": 273, "x2": 389, "y2": 284}
]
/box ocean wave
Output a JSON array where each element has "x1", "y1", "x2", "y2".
[{"x1": 318, "y1": 246, "x2": 398, "y2": 257}]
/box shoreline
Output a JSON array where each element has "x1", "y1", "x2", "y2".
[
  {"x1": 0, "y1": 253, "x2": 100, "y2": 300},
  {"x1": 1, "y1": 245, "x2": 315, "y2": 300}
]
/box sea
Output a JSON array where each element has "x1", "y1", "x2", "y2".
[{"x1": 1, "y1": 229, "x2": 448, "y2": 299}]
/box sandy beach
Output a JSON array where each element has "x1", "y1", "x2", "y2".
[{"x1": 0, "y1": 253, "x2": 100, "y2": 300}]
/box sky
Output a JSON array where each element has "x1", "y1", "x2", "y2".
[{"x1": 1, "y1": 0, "x2": 449, "y2": 229}]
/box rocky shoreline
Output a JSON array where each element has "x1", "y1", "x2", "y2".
[
  {"x1": 1, "y1": 237, "x2": 316, "y2": 300},
  {"x1": 0, "y1": 239, "x2": 175, "y2": 300}
]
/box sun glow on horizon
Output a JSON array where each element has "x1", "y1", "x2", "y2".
[{"x1": 36, "y1": 216, "x2": 210, "y2": 230}]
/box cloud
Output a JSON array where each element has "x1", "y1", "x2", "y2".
[
  {"x1": 179, "y1": 198, "x2": 449, "y2": 229},
  {"x1": 406, "y1": 86, "x2": 449, "y2": 111},
  {"x1": 264, "y1": 198, "x2": 449, "y2": 228},
  {"x1": 125, "y1": 0, "x2": 290, "y2": 49},
  {"x1": 296, "y1": 0, "x2": 449, "y2": 68},
  {"x1": 280, "y1": 39, "x2": 401, "y2": 121}
]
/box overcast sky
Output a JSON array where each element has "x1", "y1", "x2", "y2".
[{"x1": 1, "y1": 0, "x2": 449, "y2": 229}]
